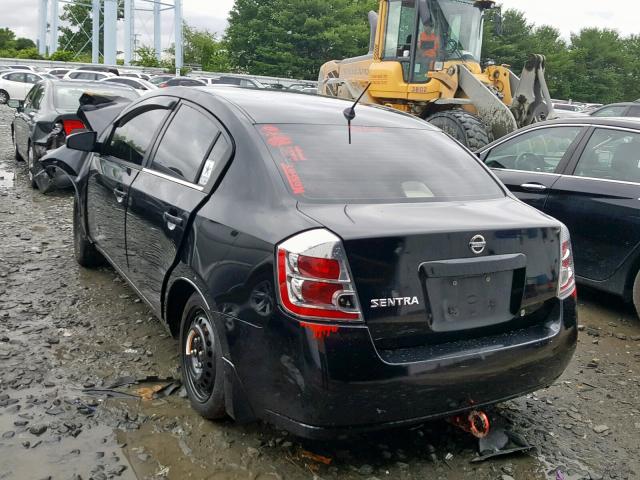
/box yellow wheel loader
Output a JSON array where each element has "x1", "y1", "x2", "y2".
[{"x1": 318, "y1": 0, "x2": 556, "y2": 149}]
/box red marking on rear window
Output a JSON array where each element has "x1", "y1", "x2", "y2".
[
  {"x1": 280, "y1": 163, "x2": 305, "y2": 195},
  {"x1": 267, "y1": 135, "x2": 292, "y2": 147},
  {"x1": 282, "y1": 145, "x2": 306, "y2": 162},
  {"x1": 261, "y1": 125, "x2": 280, "y2": 135},
  {"x1": 300, "y1": 322, "x2": 339, "y2": 340}
]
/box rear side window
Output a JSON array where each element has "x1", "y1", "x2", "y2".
[
  {"x1": 258, "y1": 124, "x2": 504, "y2": 202},
  {"x1": 5, "y1": 73, "x2": 25, "y2": 82},
  {"x1": 104, "y1": 108, "x2": 170, "y2": 165},
  {"x1": 150, "y1": 104, "x2": 220, "y2": 183}
]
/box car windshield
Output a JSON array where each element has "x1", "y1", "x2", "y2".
[
  {"x1": 53, "y1": 85, "x2": 138, "y2": 111},
  {"x1": 258, "y1": 124, "x2": 503, "y2": 203}
]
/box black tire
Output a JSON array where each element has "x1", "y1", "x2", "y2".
[
  {"x1": 633, "y1": 270, "x2": 640, "y2": 318},
  {"x1": 73, "y1": 197, "x2": 105, "y2": 268},
  {"x1": 27, "y1": 145, "x2": 39, "y2": 189},
  {"x1": 180, "y1": 293, "x2": 226, "y2": 420},
  {"x1": 12, "y1": 128, "x2": 23, "y2": 162},
  {"x1": 0, "y1": 89, "x2": 8, "y2": 105},
  {"x1": 426, "y1": 110, "x2": 492, "y2": 150}
]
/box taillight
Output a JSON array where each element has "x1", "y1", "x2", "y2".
[
  {"x1": 159, "y1": 82, "x2": 168, "y2": 88},
  {"x1": 558, "y1": 225, "x2": 576, "y2": 299},
  {"x1": 277, "y1": 229, "x2": 362, "y2": 322},
  {"x1": 63, "y1": 119, "x2": 85, "y2": 135}
]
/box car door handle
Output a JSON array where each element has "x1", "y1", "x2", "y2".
[
  {"x1": 113, "y1": 186, "x2": 126, "y2": 204},
  {"x1": 163, "y1": 211, "x2": 184, "y2": 230},
  {"x1": 520, "y1": 183, "x2": 547, "y2": 192}
]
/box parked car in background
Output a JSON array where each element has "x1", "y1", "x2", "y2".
[
  {"x1": 7, "y1": 65, "x2": 37, "y2": 72},
  {"x1": 8, "y1": 80, "x2": 140, "y2": 192},
  {"x1": 590, "y1": 102, "x2": 640, "y2": 118},
  {"x1": 47, "y1": 68, "x2": 71, "y2": 79},
  {"x1": 211, "y1": 75, "x2": 265, "y2": 89},
  {"x1": 149, "y1": 75, "x2": 175, "y2": 85},
  {"x1": 158, "y1": 77, "x2": 206, "y2": 87},
  {"x1": 478, "y1": 117, "x2": 640, "y2": 314},
  {"x1": 552, "y1": 103, "x2": 588, "y2": 118},
  {"x1": 44, "y1": 86, "x2": 577, "y2": 438},
  {"x1": 0, "y1": 65, "x2": 11, "y2": 72},
  {"x1": 76, "y1": 65, "x2": 120, "y2": 76},
  {"x1": 0, "y1": 70, "x2": 55, "y2": 103},
  {"x1": 100, "y1": 76, "x2": 157, "y2": 92},
  {"x1": 64, "y1": 70, "x2": 116, "y2": 81},
  {"x1": 121, "y1": 72, "x2": 151, "y2": 81}
]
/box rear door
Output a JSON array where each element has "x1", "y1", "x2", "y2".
[
  {"x1": 545, "y1": 127, "x2": 640, "y2": 283},
  {"x1": 86, "y1": 99, "x2": 173, "y2": 270},
  {"x1": 3, "y1": 72, "x2": 26, "y2": 100},
  {"x1": 481, "y1": 125, "x2": 586, "y2": 210},
  {"x1": 125, "y1": 101, "x2": 233, "y2": 311}
]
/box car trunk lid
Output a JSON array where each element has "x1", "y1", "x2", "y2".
[{"x1": 297, "y1": 198, "x2": 561, "y2": 349}]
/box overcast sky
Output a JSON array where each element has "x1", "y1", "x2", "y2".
[{"x1": 1, "y1": 0, "x2": 638, "y2": 51}]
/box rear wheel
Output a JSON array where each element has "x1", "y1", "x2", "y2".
[
  {"x1": 27, "y1": 145, "x2": 39, "y2": 189},
  {"x1": 426, "y1": 110, "x2": 492, "y2": 150},
  {"x1": 12, "y1": 129, "x2": 22, "y2": 161},
  {"x1": 0, "y1": 89, "x2": 8, "y2": 105},
  {"x1": 180, "y1": 293, "x2": 226, "y2": 419},
  {"x1": 73, "y1": 198, "x2": 105, "y2": 268},
  {"x1": 632, "y1": 270, "x2": 640, "y2": 318}
]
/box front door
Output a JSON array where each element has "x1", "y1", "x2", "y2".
[
  {"x1": 482, "y1": 125, "x2": 586, "y2": 211},
  {"x1": 545, "y1": 127, "x2": 640, "y2": 283},
  {"x1": 126, "y1": 102, "x2": 233, "y2": 312},
  {"x1": 86, "y1": 104, "x2": 171, "y2": 271}
]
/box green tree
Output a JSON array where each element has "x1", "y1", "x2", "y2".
[
  {"x1": 183, "y1": 24, "x2": 230, "y2": 72},
  {"x1": 58, "y1": 0, "x2": 124, "y2": 57},
  {"x1": 224, "y1": 0, "x2": 377, "y2": 79},
  {"x1": 133, "y1": 45, "x2": 161, "y2": 68},
  {"x1": 15, "y1": 38, "x2": 36, "y2": 50},
  {"x1": 0, "y1": 27, "x2": 16, "y2": 50},
  {"x1": 568, "y1": 28, "x2": 630, "y2": 103}
]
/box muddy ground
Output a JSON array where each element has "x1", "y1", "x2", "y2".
[{"x1": 0, "y1": 104, "x2": 639, "y2": 480}]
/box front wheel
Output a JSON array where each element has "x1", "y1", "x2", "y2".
[
  {"x1": 0, "y1": 89, "x2": 9, "y2": 105},
  {"x1": 632, "y1": 270, "x2": 640, "y2": 318},
  {"x1": 180, "y1": 293, "x2": 226, "y2": 419},
  {"x1": 426, "y1": 110, "x2": 492, "y2": 150},
  {"x1": 73, "y1": 197, "x2": 105, "y2": 268}
]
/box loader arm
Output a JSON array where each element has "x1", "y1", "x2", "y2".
[{"x1": 509, "y1": 54, "x2": 556, "y2": 126}]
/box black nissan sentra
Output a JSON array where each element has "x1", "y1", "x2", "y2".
[{"x1": 42, "y1": 86, "x2": 578, "y2": 438}]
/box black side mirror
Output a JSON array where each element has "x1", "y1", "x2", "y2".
[
  {"x1": 66, "y1": 131, "x2": 98, "y2": 152},
  {"x1": 7, "y1": 99, "x2": 23, "y2": 111}
]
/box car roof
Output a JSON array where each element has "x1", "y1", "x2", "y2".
[
  {"x1": 538, "y1": 116, "x2": 640, "y2": 128},
  {"x1": 192, "y1": 86, "x2": 436, "y2": 128},
  {"x1": 49, "y1": 79, "x2": 138, "y2": 91}
]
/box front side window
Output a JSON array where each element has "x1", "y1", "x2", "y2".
[
  {"x1": 104, "y1": 108, "x2": 170, "y2": 165},
  {"x1": 25, "y1": 73, "x2": 41, "y2": 84},
  {"x1": 259, "y1": 124, "x2": 503, "y2": 203},
  {"x1": 574, "y1": 128, "x2": 640, "y2": 183},
  {"x1": 626, "y1": 106, "x2": 640, "y2": 117},
  {"x1": 591, "y1": 105, "x2": 627, "y2": 117},
  {"x1": 484, "y1": 127, "x2": 583, "y2": 173},
  {"x1": 383, "y1": 0, "x2": 416, "y2": 60},
  {"x1": 150, "y1": 104, "x2": 220, "y2": 183}
]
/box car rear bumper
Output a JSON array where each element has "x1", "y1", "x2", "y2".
[{"x1": 228, "y1": 298, "x2": 577, "y2": 439}]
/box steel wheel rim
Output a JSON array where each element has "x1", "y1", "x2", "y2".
[
  {"x1": 0, "y1": 92, "x2": 7, "y2": 104},
  {"x1": 184, "y1": 311, "x2": 216, "y2": 402}
]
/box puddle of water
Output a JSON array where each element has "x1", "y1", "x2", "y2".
[{"x1": 0, "y1": 169, "x2": 14, "y2": 188}]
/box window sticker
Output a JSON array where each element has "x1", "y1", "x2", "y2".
[{"x1": 198, "y1": 159, "x2": 215, "y2": 186}]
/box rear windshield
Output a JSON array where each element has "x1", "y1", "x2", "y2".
[
  {"x1": 258, "y1": 124, "x2": 504, "y2": 203},
  {"x1": 54, "y1": 86, "x2": 138, "y2": 111}
]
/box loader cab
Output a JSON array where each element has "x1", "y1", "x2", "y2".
[{"x1": 381, "y1": 0, "x2": 490, "y2": 83}]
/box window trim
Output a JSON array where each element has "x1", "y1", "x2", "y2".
[
  {"x1": 482, "y1": 124, "x2": 588, "y2": 175},
  {"x1": 563, "y1": 125, "x2": 640, "y2": 182},
  {"x1": 144, "y1": 98, "x2": 235, "y2": 191},
  {"x1": 101, "y1": 100, "x2": 175, "y2": 168}
]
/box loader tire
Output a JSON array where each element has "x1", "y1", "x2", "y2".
[{"x1": 426, "y1": 110, "x2": 492, "y2": 150}]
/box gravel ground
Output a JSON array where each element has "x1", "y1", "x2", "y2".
[{"x1": 0, "y1": 104, "x2": 639, "y2": 480}]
